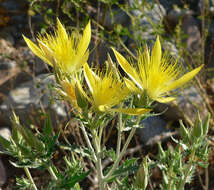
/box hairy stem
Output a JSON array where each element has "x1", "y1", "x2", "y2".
[
  {"x1": 24, "y1": 167, "x2": 38, "y2": 190},
  {"x1": 105, "y1": 127, "x2": 137, "y2": 180},
  {"x1": 92, "y1": 129, "x2": 105, "y2": 190},
  {"x1": 80, "y1": 124, "x2": 97, "y2": 162},
  {"x1": 179, "y1": 150, "x2": 195, "y2": 190},
  {"x1": 47, "y1": 166, "x2": 58, "y2": 181},
  {"x1": 116, "y1": 112, "x2": 123, "y2": 157}
]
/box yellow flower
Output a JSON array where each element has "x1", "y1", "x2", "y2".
[
  {"x1": 59, "y1": 72, "x2": 88, "y2": 112},
  {"x1": 60, "y1": 79, "x2": 79, "y2": 110},
  {"x1": 83, "y1": 63, "x2": 151, "y2": 115},
  {"x1": 23, "y1": 19, "x2": 91, "y2": 74},
  {"x1": 113, "y1": 36, "x2": 203, "y2": 103}
]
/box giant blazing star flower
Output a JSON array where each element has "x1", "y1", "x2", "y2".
[
  {"x1": 83, "y1": 63, "x2": 151, "y2": 115},
  {"x1": 113, "y1": 36, "x2": 203, "y2": 103},
  {"x1": 23, "y1": 19, "x2": 91, "y2": 74}
]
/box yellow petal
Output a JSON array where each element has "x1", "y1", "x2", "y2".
[
  {"x1": 156, "y1": 97, "x2": 176, "y2": 103},
  {"x1": 83, "y1": 63, "x2": 96, "y2": 94},
  {"x1": 77, "y1": 21, "x2": 91, "y2": 57},
  {"x1": 57, "y1": 18, "x2": 68, "y2": 40},
  {"x1": 112, "y1": 48, "x2": 143, "y2": 90},
  {"x1": 61, "y1": 80, "x2": 77, "y2": 104},
  {"x1": 38, "y1": 40, "x2": 54, "y2": 65},
  {"x1": 111, "y1": 108, "x2": 151, "y2": 115},
  {"x1": 75, "y1": 73, "x2": 92, "y2": 103},
  {"x1": 143, "y1": 45, "x2": 150, "y2": 66},
  {"x1": 23, "y1": 35, "x2": 52, "y2": 65},
  {"x1": 164, "y1": 65, "x2": 204, "y2": 92},
  {"x1": 151, "y1": 36, "x2": 161, "y2": 67},
  {"x1": 75, "y1": 50, "x2": 89, "y2": 71},
  {"x1": 124, "y1": 78, "x2": 140, "y2": 93}
]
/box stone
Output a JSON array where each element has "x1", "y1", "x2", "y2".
[
  {"x1": 0, "y1": 127, "x2": 11, "y2": 152},
  {"x1": 166, "y1": 8, "x2": 193, "y2": 30},
  {"x1": 102, "y1": 7, "x2": 130, "y2": 30},
  {"x1": 165, "y1": 8, "x2": 201, "y2": 53},
  {"x1": 178, "y1": 86, "x2": 208, "y2": 120},
  {"x1": 0, "y1": 59, "x2": 16, "y2": 70},
  {"x1": 0, "y1": 74, "x2": 68, "y2": 127},
  {"x1": 205, "y1": 20, "x2": 214, "y2": 69},
  {"x1": 0, "y1": 127, "x2": 11, "y2": 141},
  {"x1": 20, "y1": 47, "x2": 48, "y2": 75},
  {"x1": 129, "y1": 1, "x2": 166, "y2": 41},
  {"x1": 137, "y1": 116, "x2": 174, "y2": 145},
  {"x1": 159, "y1": 0, "x2": 200, "y2": 12},
  {"x1": 0, "y1": 27, "x2": 15, "y2": 46},
  {"x1": 155, "y1": 86, "x2": 208, "y2": 123},
  {"x1": 159, "y1": 0, "x2": 183, "y2": 11},
  {"x1": 181, "y1": 14, "x2": 201, "y2": 53},
  {"x1": 0, "y1": 38, "x2": 16, "y2": 56},
  {"x1": 0, "y1": 158, "x2": 6, "y2": 187}
]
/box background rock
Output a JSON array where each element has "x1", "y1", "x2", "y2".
[
  {"x1": 0, "y1": 158, "x2": 6, "y2": 187},
  {"x1": 137, "y1": 116, "x2": 174, "y2": 145},
  {"x1": 181, "y1": 14, "x2": 201, "y2": 53},
  {"x1": 155, "y1": 86, "x2": 208, "y2": 122},
  {"x1": 129, "y1": 1, "x2": 166, "y2": 42},
  {"x1": 0, "y1": 74, "x2": 68, "y2": 127}
]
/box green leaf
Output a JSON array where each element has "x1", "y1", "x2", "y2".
[
  {"x1": 9, "y1": 160, "x2": 41, "y2": 168},
  {"x1": 16, "y1": 142, "x2": 35, "y2": 157},
  {"x1": 192, "y1": 112, "x2": 203, "y2": 139},
  {"x1": 15, "y1": 177, "x2": 31, "y2": 190},
  {"x1": 60, "y1": 145, "x2": 92, "y2": 159},
  {"x1": 196, "y1": 161, "x2": 209, "y2": 168},
  {"x1": 61, "y1": 171, "x2": 90, "y2": 188},
  {"x1": 179, "y1": 120, "x2": 190, "y2": 143},
  {"x1": 75, "y1": 83, "x2": 88, "y2": 109},
  {"x1": 11, "y1": 114, "x2": 44, "y2": 153},
  {"x1": 19, "y1": 125, "x2": 44, "y2": 152},
  {"x1": 106, "y1": 158, "x2": 138, "y2": 182},
  {"x1": 158, "y1": 142, "x2": 166, "y2": 158},
  {"x1": 202, "y1": 113, "x2": 210, "y2": 135},
  {"x1": 135, "y1": 156, "x2": 149, "y2": 190},
  {"x1": 0, "y1": 135, "x2": 11, "y2": 150},
  {"x1": 43, "y1": 113, "x2": 54, "y2": 136}
]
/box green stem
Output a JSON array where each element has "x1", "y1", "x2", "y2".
[
  {"x1": 98, "y1": 123, "x2": 105, "y2": 147},
  {"x1": 92, "y1": 129, "x2": 105, "y2": 190},
  {"x1": 116, "y1": 112, "x2": 123, "y2": 157},
  {"x1": 80, "y1": 124, "x2": 97, "y2": 162},
  {"x1": 178, "y1": 163, "x2": 192, "y2": 190},
  {"x1": 24, "y1": 167, "x2": 38, "y2": 190},
  {"x1": 105, "y1": 127, "x2": 137, "y2": 181},
  {"x1": 178, "y1": 151, "x2": 195, "y2": 190},
  {"x1": 47, "y1": 166, "x2": 58, "y2": 181},
  {"x1": 105, "y1": 116, "x2": 141, "y2": 180},
  {"x1": 15, "y1": 142, "x2": 38, "y2": 190}
]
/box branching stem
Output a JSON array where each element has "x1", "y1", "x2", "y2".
[
  {"x1": 24, "y1": 167, "x2": 38, "y2": 190},
  {"x1": 47, "y1": 166, "x2": 58, "y2": 181}
]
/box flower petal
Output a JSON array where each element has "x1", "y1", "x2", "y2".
[
  {"x1": 124, "y1": 78, "x2": 140, "y2": 93},
  {"x1": 164, "y1": 65, "x2": 204, "y2": 92},
  {"x1": 111, "y1": 108, "x2": 151, "y2": 115},
  {"x1": 112, "y1": 48, "x2": 143, "y2": 90},
  {"x1": 77, "y1": 21, "x2": 91, "y2": 58},
  {"x1": 83, "y1": 63, "x2": 96, "y2": 94},
  {"x1": 156, "y1": 97, "x2": 176, "y2": 103},
  {"x1": 75, "y1": 73, "x2": 92, "y2": 103},
  {"x1": 61, "y1": 80, "x2": 77, "y2": 105},
  {"x1": 38, "y1": 40, "x2": 54, "y2": 65},
  {"x1": 151, "y1": 36, "x2": 161, "y2": 67},
  {"x1": 56, "y1": 18, "x2": 68, "y2": 40},
  {"x1": 23, "y1": 35, "x2": 52, "y2": 66}
]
